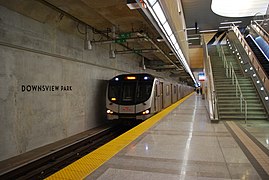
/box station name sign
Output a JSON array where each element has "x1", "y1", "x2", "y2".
[{"x1": 21, "y1": 85, "x2": 72, "y2": 92}]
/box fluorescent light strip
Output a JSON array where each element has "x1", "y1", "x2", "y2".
[
  {"x1": 148, "y1": 0, "x2": 157, "y2": 6},
  {"x1": 199, "y1": 29, "x2": 218, "y2": 33},
  {"x1": 219, "y1": 25, "x2": 239, "y2": 29},
  {"x1": 143, "y1": 0, "x2": 197, "y2": 83},
  {"x1": 152, "y1": 2, "x2": 166, "y2": 24},
  {"x1": 218, "y1": 26, "x2": 231, "y2": 29},
  {"x1": 220, "y1": 21, "x2": 242, "y2": 25},
  {"x1": 170, "y1": 34, "x2": 177, "y2": 44},
  {"x1": 163, "y1": 22, "x2": 172, "y2": 36},
  {"x1": 174, "y1": 43, "x2": 179, "y2": 50},
  {"x1": 186, "y1": 27, "x2": 199, "y2": 30}
]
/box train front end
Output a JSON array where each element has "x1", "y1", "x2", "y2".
[{"x1": 106, "y1": 73, "x2": 155, "y2": 121}]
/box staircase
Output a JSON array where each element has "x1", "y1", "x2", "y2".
[
  {"x1": 209, "y1": 45, "x2": 267, "y2": 121},
  {"x1": 245, "y1": 35, "x2": 269, "y2": 76}
]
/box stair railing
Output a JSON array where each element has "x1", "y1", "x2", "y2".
[
  {"x1": 227, "y1": 32, "x2": 269, "y2": 118},
  {"x1": 206, "y1": 55, "x2": 218, "y2": 121},
  {"x1": 204, "y1": 36, "x2": 218, "y2": 121},
  {"x1": 218, "y1": 45, "x2": 248, "y2": 122},
  {"x1": 231, "y1": 25, "x2": 269, "y2": 92},
  {"x1": 229, "y1": 61, "x2": 248, "y2": 123},
  {"x1": 251, "y1": 20, "x2": 269, "y2": 44},
  {"x1": 218, "y1": 45, "x2": 230, "y2": 78}
]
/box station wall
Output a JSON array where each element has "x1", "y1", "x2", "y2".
[{"x1": 0, "y1": 5, "x2": 147, "y2": 161}]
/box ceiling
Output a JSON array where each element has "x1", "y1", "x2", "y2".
[
  {"x1": 181, "y1": 0, "x2": 254, "y2": 33},
  {"x1": 0, "y1": 0, "x2": 265, "y2": 84}
]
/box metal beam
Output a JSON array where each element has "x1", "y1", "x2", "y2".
[{"x1": 115, "y1": 49, "x2": 159, "y2": 54}]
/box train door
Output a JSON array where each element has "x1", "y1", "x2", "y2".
[
  {"x1": 176, "y1": 84, "x2": 179, "y2": 101},
  {"x1": 154, "y1": 83, "x2": 157, "y2": 113},
  {"x1": 177, "y1": 85, "x2": 181, "y2": 100},
  {"x1": 160, "y1": 82, "x2": 164, "y2": 109},
  {"x1": 171, "y1": 84, "x2": 173, "y2": 103},
  {"x1": 163, "y1": 83, "x2": 171, "y2": 108},
  {"x1": 156, "y1": 82, "x2": 162, "y2": 112},
  {"x1": 172, "y1": 84, "x2": 177, "y2": 103}
]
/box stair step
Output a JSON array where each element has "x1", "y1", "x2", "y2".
[
  {"x1": 219, "y1": 111, "x2": 266, "y2": 115},
  {"x1": 214, "y1": 83, "x2": 251, "y2": 86},
  {"x1": 219, "y1": 107, "x2": 265, "y2": 111},
  {"x1": 209, "y1": 44, "x2": 268, "y2": 121},
  {"x1": 219, "y1": 115, "x2": 267, "y2": 120},
  {"x1": 216, "y1": 90, "x2": 257, "y2": 93},
  {"x1": 215, "y1": 86, "x2": 254, "y2": 89},
  {"x1": 214, "y1": 82, "x2": 250, "y2": 85},
  {"x1": 217, "y1": 104, "x2": 263, "y2": 108},
  {"x1": 218, "y1": 96, "x2": 259, "y2": 100},
  {"x1": 215, "y1": 87, "x2": 254, "y2": 90},
  {"x1": 218, "y1": 100, "x2": 261, "y2": 104},
  {"x1": 213, "y1": 78, "x2": 251, "y2": 81},
  {"x1": 217, "y1": 89, "x2": 256, "y2": 91},
  {"x1": 217, "y1": 97, "x2": 260, "y2": 101}
]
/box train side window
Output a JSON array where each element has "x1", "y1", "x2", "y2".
[
  {"x1": 155, "y1": 84, "x2": 158, "y2": 96},
  {"x1": 156, "y1": 83, "x2": 160, "y2": 96},
  {"x1": 166, "y1": 85, "x2": 169, "y2": 96}
]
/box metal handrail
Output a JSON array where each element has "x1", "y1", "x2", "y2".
[
  {"x1": 231, "y1": 25, "x2": 269, "y2": 92},
  {"x1": 203, "y1": 35, "x2": 218, "y2": 121},
  {"x1": 218, "y1": 45, "x2": 248, "y2": 122},
  {"x1": 251, "y1": 20, "x2": 269, "y2": 44},
  {"x1": 227, "y1": 30, "x2": 269, "y2": 116},
  {"x1": 208, "y1": 55, "x2": 218, "y2": 120}
]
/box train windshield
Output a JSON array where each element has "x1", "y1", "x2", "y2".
[
  {"x1": 108, "y1": 76, "x2": 154, "y2": 105},
  {"x1": 122, "y1": 82, "x2": 136, "y2": 102},
  {"x1": 136, "y1": 82, "x2": 152, "y2": 103}
]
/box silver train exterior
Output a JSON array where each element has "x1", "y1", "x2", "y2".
[{"x1": 106, "y1": 73, "x2": 193, "y2": 121}]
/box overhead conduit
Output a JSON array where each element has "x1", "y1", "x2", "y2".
[{"x1": 37, "y1": 0, "x2": 186, "y2": 76}]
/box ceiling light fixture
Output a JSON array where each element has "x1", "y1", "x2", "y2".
[
  {"x1": 126, "y1": 0, "x2": 141, "y2": 9},
  {"x1": 220, "y1": 21, "x2": 242, "y2": 25},
  {"x1": 169, "y1": 51, "x2": 174, "y2": 56},
  {"x1": 219, "y1": 26, "x2": 232, "y2": 29},
  {"x1": 142, "y1": 0, "x2": 197, "y2": 84},
  {"x1": 199, "y1": 29, "x2": 218, "y2": 33},
  {"x1": 156, "y1": 36, "x2": 164, "y2": 42},
  {"x1": 211, "y1": 0, "x2": 269, "y2": 17},
  {"x1": 219, "y1": 25, "x2": 239, "y2": 29},
  {"x1": 187, "y1": 37, "x2": 200, "y2": 40},
  {"x1": 186, "y1": 27, "x2": 200, "y2": 31}
]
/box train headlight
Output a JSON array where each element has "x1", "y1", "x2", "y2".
[
  {"x1": 142, "y1": 109, "x2": 150, "y2": 115},
  {"x1": 111, "y1": 97, "x2": 116, "y2": 101},
  {"x1": 107, "y1": 109, "x2": 114, "y2": 114},
  {"x1": 144, "y1": 76, "x2": 149, "y2": 80}
]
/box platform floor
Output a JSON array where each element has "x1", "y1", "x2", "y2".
[{"x1": 47, "y1": 93, "x2": 269, "y2": 180}]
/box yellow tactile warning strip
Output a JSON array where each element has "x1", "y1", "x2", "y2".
[
  {"x1": 45, "y1": 92, "x2": 194, "y2": 180},
  {"x1": 226, "y1": 121, "x2": 269, "y2": 179}
]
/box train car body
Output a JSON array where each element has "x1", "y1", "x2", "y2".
[{"x1": 106, "y1": 73, "x2": 193, "y2": 121}]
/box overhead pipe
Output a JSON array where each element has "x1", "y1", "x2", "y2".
[
  {"x1": 137, "y1": 33, "x2": 184, "y2": 72},
  {"x1": 91, "y1": 37, "x2": 145, "y2": 45},
  {"x1": 115, "y1": 49, "x2": 159, "y2": 54},
  {"x1": 37, "y1": 0, "x2": 182, "y2": 72},
  {"x1": 91, "y1": 31, "x2": 182, "y2": 71}
]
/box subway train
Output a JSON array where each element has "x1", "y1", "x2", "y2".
[{"x1": 106, "y1": 73, "x2": 193, "y2": 121}]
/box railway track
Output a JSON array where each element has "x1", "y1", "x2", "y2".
[{"x1": 0, "y1": 125, "x2": 131, "y2": 180}]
